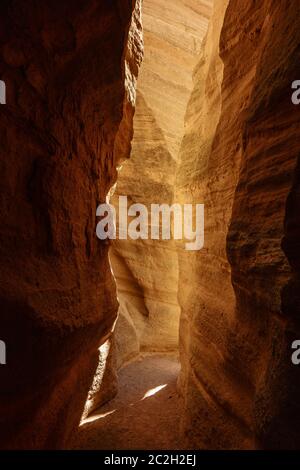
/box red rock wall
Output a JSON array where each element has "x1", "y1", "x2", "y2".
[
  {"x1": 177, "y1": 0, "x2": 300, "y2": 449},
  {"x1": 0, "y1": 0, "x2": 142, "y2": 449}
]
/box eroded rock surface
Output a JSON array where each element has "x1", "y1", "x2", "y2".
[
  {"x1": 177, "y1": 0, "x2": 300, "y2": 450},
  {"x1": 0, "y1": 0, "x2": 142, "y2": 449},
  {"x1": 111, "y1": 0, "x2": 212, "y2": 365}
]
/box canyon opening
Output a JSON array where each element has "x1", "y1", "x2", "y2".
[{"x1": 0, "y1": 0, "x2": 300, "y2": 460}]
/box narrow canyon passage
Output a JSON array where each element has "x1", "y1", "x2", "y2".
[
  {"x1": 71, "y1": 354, "x2": 181, "y2": 450},
  {"x1": 70, "y1": 1, "x2": 213, "y2": 449},
  {"x1": 1, "y1": 0, "x2": 300, "y2": 453},
  {"x1": 69, "y1": 0, "x2": 300, "y2": 450}
]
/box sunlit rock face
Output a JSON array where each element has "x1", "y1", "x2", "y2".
[
  {"x1": 0, "y1": 0, "x2": 142, "y2": 449},
  {"x1": 111, "y1": 0, "x2": 212, "y2": 365},
  {"x1": 81, "y1": 338, "x2": 118, "y2": 421},
  {"x1": 177, "y1": 0, "x2": 300, "y2": 450}
]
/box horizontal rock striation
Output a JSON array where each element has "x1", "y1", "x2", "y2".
[
  {"x1": 111, "y1": 0, "x2": 212, "y2": 365},
  {"x1": 177, "y1": 0, "x2": 300, "y2": 449}
]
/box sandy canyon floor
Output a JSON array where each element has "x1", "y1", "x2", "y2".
[{"x1": 71, "y1": 353, "x2": 182, "y2": 450}]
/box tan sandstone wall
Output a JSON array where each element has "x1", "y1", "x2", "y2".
[
  {"x1": 0, "y1": 0, "x2": 142, "y2": 449},
  {"x1": 177, "y1": 0, "x2": 300, "y2": 450},
  {"x1": 110, "y1": 0, "x2": 212, "y2": 366}
]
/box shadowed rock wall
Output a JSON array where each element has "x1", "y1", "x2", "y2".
[
  {"x1": 0, "y1": 0, "x2": 142, "y2": 449},
  {"x1": 177, "y1": 0, "x2": 300, "y2": 449}
]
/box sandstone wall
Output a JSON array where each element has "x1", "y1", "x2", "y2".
[
  {"x1": 0, "y1": 0, "x2": 142, "y2": 449},
  {"x1": 177, "y1": 0, "x2": 300, "y2": 449},
  {"x1": 111, "y1": 0, "x2": 212, "y2": 365}
]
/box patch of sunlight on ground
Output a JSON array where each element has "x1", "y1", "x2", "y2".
[
  {"x1": 80, "y1": 409, "x2": 116, "y2": 425},
  {"x1": 142, "y1": 384, "x2": 167, "y2": 399}
]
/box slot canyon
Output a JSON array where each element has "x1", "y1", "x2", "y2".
[{"x1": 0, "y1": 0, "x2": 300, "y2": 452}]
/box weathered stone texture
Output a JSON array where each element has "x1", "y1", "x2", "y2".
[
  {"x1": 0, "y1": 0, "x2": 142, "y2": 449},
  {"x1": 177, "y1": 0, "x2": 300, "y2": 449}
]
